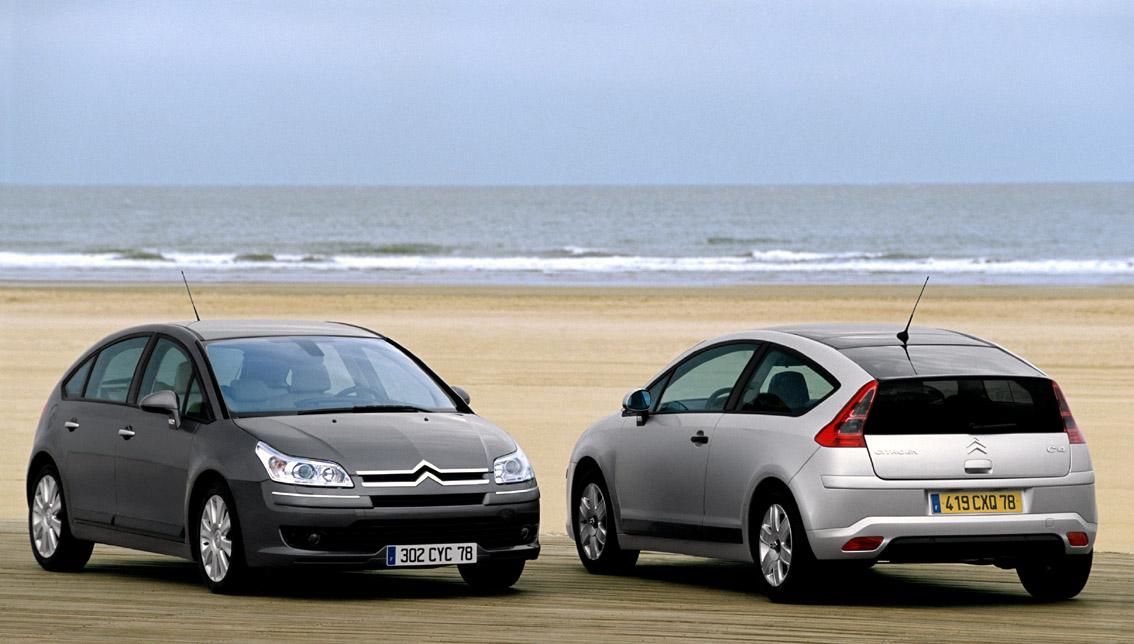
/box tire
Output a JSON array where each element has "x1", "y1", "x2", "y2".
[
  {"x1": 458, "y1": 560, "x2": 526, "y2": 591},
  {"x1": 191, "y1": 482, "x2": 249, "y2": 593},
  {"x1": 1017, "y1": 552, "x2": 1092, "y2": 601},
  {"x1": 28, "y1": 464, "x2": 93, "y2": 572},
  {"x1": 750, "y1": 490, "x2": 816, "y2": 602},
  {"x1": 572, "y1": 472, "x2": 639, "y2": 574}
]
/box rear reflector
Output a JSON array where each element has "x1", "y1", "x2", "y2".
[
  {"x1": 1052, "y1": 382, "x2": 1086, "y2": 444},
  {"x1": 842, "y1": 536, "x2": 884, "y2": 552},
  {"x1": 1067, "y1": 532, "x2": 1089, "y2": 547},
  {"x1": 815, "y1": 381, "x2": 877, "y2": 448}
]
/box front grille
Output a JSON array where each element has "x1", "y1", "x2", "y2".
[
  {"x1": 281, "y1": 512, "x2": 539, "y2": 553},
  {"x1": 370, "y1": 493, "x2": 485, "y2": 508},
  {"x1": 358, "y1": 462, "x2": 490, "y2": 487},
  {"x1": 880, "y1": 534, "x2": 1064, "y2": 563}
]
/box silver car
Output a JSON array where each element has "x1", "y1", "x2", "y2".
[{"x1": 566, "y1": 324, "x2": 1096, "y2": 601}]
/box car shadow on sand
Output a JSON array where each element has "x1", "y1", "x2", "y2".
[
  {"x1": 625, "y1": 559, "x2": 1036, "y2": 607},
  {"x1": 80, "y1": 557, "x2": 516, "y2": 600}
]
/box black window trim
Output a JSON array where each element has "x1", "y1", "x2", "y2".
[
  {"x1": 725, "y1": 342, "x2": 842, "y2": 418},
  {"x1": 70, "y1": 333, "x2": 155, "y2": 408},
  {"x1": 647, "y1": 340, "x2": 765, "y2": 416},
  {"x1": 60, "y1": 353, "x2": 97, "y2": 401}
]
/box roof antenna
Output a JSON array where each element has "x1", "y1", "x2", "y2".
[
  {"x1": 181, "y1": 270, "x2": 200, "y2": 322},
  {"x1": 896, "y1": 275, "x2": 929, "y2": 346}
]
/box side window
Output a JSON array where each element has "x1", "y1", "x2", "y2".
[
  {"x1": 738, "y1": 347, "x2": 837, "y2": 415},
  {"x1": 656, "y1": 344, "x2": 758, "y2": 413},
  {"x1": 139, "y1": 338, "x2": 210, "y2": 421},
  {"x1": 63, "y1": 356, "x2": 94, "y2": 399},
  {"x1": 84, "y1": 337, "x2": 149, "y2": 403}
]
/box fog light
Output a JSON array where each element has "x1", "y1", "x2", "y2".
[
  {"x1": 306, "y1": 531, "x2": 323, "y2": 547},
  {"x1": 842, "y1": 536, "x2": 884, "y2": 552},
  {"x1": 1067, "y1": 531, "x2": 1089, "y2": 547},
  {"x1": 520, "y1": 526, "x2": 531, "y2": 541}
]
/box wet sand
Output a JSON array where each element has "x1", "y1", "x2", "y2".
[{"x1": 0, "y1": 525, "x2": 1131, "y2": 642}]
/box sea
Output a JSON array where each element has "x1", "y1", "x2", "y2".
[{"x1": 0, "y1": 184, "x2": 1131, "y2": 286}]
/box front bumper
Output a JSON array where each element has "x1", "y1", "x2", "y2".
[{"x1": 231, "y1": 480, "x2": 541, "y2": 568}]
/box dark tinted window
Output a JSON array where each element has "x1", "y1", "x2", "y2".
[
  {"x1": 738, "y1": 347, "x2": 837, "y2": 415},
  {"x1": 656, "y1": 343, "x2": 758, "y2": 413},
  {"x1": 840, "y1": 345, "x2": 1039, "y2": 379},
  {"x1": 63, "y1": 357, "x2": 94, "y2": 398},
  {"x1": 865, "y1": 377, "x2": 1062, "y2": 435},
  {"x1": 85, "y1": 337, "x2": 149, "y2": 403}
]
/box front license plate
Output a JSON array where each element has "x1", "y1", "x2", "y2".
[
  {"x1": 386, "y1": 543, "x2": 477, "y2": 567},
  {"x1": 931, "y1": 491, "x2": 1023, "y2": 514}
]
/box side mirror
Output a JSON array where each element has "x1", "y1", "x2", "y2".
[
  {"x1": 451, "y1": 386, "x2": 471, "y2": 405},
  {"x1": 621, "y1": 389, "x2": 652, "y2": 426},
  {"x1": 140, "y1": 390, "x2": 181, "y2": 429}
]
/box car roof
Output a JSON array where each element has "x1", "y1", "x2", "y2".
[
  {"x1": 768, "y1": 323, "x2": 991, "y2": 349},
  {"x1": 174, "y1": 319, "x2": 381, "y2": 341}
]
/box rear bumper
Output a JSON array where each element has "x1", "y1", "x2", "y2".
[
  {"x1": 807, "y1": 511, "x2": 1096, "y2": 561},
  {"x1": 231, "y1": 480, "x2": 541, "y2": 568},
  {"x1": 795, "y1": 465, "x2": 1097, "y2": 561}
]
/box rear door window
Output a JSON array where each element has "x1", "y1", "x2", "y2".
[
  {"x1": 84, "y1": 336, "x2": 149, "y2": 403},
  {"x1": 865, "y1": 377, "x2": 1062, "y2": 435},
  {"x1": 655, "y1": 343, "x2": 759, "y2": 413},
  {"x1": 63, "y1": 356, "x2": 94, "y2": 398},
  {"x1": 737, "y1": 347, "x2": 838, "y2": 415}
]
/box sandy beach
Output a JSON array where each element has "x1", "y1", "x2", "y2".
[{"x1": 1, "y1": 283, "x2": 1130, "y2": 553}]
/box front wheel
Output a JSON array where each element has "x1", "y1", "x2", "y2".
[
  {"x1": 28, "y1": 465, "x2": 93, "y2": 572},
  {"x1": 192, "y1": 484, "x2": 249, "y2": 593},
  {"x1": 751, "y1": 492, "x2": 816, "y2": 602},
  {"x1": 573, "y1": 476, "x2": 638, "y2": 574},
  {"x1": 1017, "y1": 552, "x2": 1092, "y2": 600},
  {"x1": 458, "y1": 560, "x2": 525, "y2": 591}
]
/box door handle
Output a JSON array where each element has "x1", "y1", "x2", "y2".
[
  {"x1": 117, "y1": 426, "x2": 136, "y2": 440},
  {"x1": 64, "y1": 420, "x2": 80, "y2": 431},
  {"x1": 690, "y1": 431, "x2": 709, "y2": 445}
]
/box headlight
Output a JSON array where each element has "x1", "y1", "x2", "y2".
[
  {"x1": 493, "y1": 446, "x2": 535, "y2": 485},
  {"x1": 255, "y1": 442, "x2": 353, "y2": 488}
]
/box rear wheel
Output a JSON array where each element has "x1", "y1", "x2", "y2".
[
  {"x1": 1017, "y1": 552, "x2": 1092, "y2": 600},
  {"x1": 458, "y1": 560, "x2": 525, "y2": 591},
  {"x1": 573, "y1": 475, "x2": 638, "y2": 574},
  {"x1": 28, "y1": 465, "x2": 93, "y2": 572},
  {"x1": 192, "y1": 483, "x2": 249, "y2": 593},
  {"x1": 751, "y1": 491, "x2": 816, "y2": 602}
]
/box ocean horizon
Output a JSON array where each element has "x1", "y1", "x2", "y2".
[{"x1": 1, "y1": 183, "x2": 1131, "y2": 286}]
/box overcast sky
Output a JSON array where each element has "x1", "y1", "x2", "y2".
[{"x1": 2, "y1": 1, "x2": 1132, "y2": 185}]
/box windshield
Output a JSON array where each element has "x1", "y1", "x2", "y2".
[{"x1": 205, "y1": 336, "x2": 459, "y2": 417}]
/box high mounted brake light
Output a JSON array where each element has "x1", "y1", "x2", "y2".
[
  {"x1": 1052, "y1": 382, "x2": 1086, "y2": 444},
  {"x1": 815, "y1": 381, "x2": 877, "y2": 448}
]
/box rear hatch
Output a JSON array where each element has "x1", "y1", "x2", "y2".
[{"x1": 864, "y1": 376, "x2": 1070, "y2": 480}]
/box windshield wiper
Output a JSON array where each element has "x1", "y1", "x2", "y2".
[
  {"x1": 295, "y1": 404, "x2": 436, "y2": 415},
  {"x1": 350, "y1": 404, "x2": 434, "y2": 414}
]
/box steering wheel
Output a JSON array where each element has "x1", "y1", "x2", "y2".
[
  {"x1": 333, "y1": 385, "x2": 383, "y2": 401},
  {"x1": 706, "y1": 387, "x2": 734, "y2": 410}
]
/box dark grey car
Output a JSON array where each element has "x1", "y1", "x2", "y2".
[{"x1": 27, "y1": 320, "x2": 539, "y2": 592}]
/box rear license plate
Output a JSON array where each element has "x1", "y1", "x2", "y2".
[
  {"x1": 386, "y1": 543, "x2": 477, "y2": 567},
  {"x1": 931, "y1": 491, "x2": 1023, "y2": 514}
]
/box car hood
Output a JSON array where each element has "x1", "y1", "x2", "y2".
[{"x1": 233, "y1": 412, "x2": 517, "y2": 473}]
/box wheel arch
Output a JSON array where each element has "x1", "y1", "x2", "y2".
[
  {"x1": 185, "y1": 469, "x2": 229, "y2": 554},
  {"x1": 26, "y1": 451, "x2": 60, "y2": 501},
  {"x1": 744, "y1": 476, "x2": 796, "y2": 546}
]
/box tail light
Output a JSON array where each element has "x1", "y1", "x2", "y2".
[
  {"x1": 1052, "y1": 382, "x2": 1085, "y2": 444},
  {"x1": 815, "y1": 381, "x2": 877, "y2": 448}
]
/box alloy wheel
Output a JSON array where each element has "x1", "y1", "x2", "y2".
[
  {"x1": 577, "y1": 483, "x2": 608, "y2": 560},
  {"x1": 758, "y1": 503, "x2": 793, "y2": 587},
  {"x1": 199, "y1": 495, "x2": 233, "y2": 583},
  {"x1": 31, "y1": 475, "x2": 62, "y2": 558}
]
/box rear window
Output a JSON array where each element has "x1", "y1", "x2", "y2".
[
  {"x1": 865, "y1": 377, "x2": 1062, "y2": 435},
  {"x1": 841, "y1": 345, "x2": 1039, "y2": 379}
]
